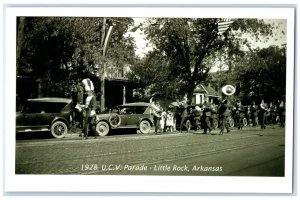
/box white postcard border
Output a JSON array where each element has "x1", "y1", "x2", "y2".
[{"x1": 3, "y1": 6, "x2": 295, "y2": 194}]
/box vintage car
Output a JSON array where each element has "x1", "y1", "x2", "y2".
[
  {"x1": 95, "y1": 102, "x2": 154, "y2": 136},
  {"x1": 16, "y1": 98, "x2": 73, "y2": 138}
]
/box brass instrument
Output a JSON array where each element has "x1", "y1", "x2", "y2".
[{"x1": 221, "y1": 85, "x2": 236, "y2": 96}]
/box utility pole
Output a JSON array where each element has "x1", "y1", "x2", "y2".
[
  {"x1": 100, "y1": 18, "x2": 114, "y2": 112},
  {"x1": 99, "y1": 18, "x2": 140, "y2": 112},
  {"x1": 100, "y1": 17, "x2": 106, "y2": 113}
]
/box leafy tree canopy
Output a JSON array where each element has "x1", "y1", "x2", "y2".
[
  {"x1": 133, "y1": 18, "x2": 274, "y2": 102},
  {"x1": 17, "y1": 17, "x2": 136, "y2": 97}
]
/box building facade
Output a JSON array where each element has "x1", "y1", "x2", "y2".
[{"x1": 192, "y1": 84, "x2": 220, "y2": 105}]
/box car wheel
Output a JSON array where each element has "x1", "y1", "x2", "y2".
[
  {"x1": 212, "y1": 118, "x2": 219, "y2": 129},
  {"x1": 50, "y1": 121, "x2": 68, "y2": 138},
  {"x1": 228, "y1": 117, "x2": 235, "y2": 128},
  {"x1": 185, "y1": 120, "x2": 191, "y2": 132},
  {"x1": 96, "y1": 121, "x2": 110, "y2": 136},
  {"x1": 243, "y1": 118, "x2": 248, "y2": 127},
  {"x1": 109, "y1": 113, "x2": 121, "y2": 128},
  {"x1": 139, "y1": 120, "x2": 151, "y2": 134}
]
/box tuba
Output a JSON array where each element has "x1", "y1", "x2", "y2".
[{"x1": 221, "y1": 85, "x2": 236, "y2": 96}]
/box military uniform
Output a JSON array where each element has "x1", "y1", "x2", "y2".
[
  {"x1": 218, "y1": 99, "x2": 231, "y2": 134},
  {"x1": 202, "y1": 103, "x2": 212, "y2": 134},
  {"x1": 234, "y1": 102, "x2": 245, "y2": 130}
]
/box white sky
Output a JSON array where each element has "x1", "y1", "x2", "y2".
[{"x1": 125, "y1": 18, "x2": 151, "y2": 58}]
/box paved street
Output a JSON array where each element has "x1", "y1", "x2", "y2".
[{"x1": 15, "y1": 125, "x2": 285, "y2": 176}]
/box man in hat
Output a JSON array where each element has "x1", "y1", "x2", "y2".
[
  {"x1": 218, "y1": 98, "x2": 231, "y2": 134},
  {"x1": 202, "y1": 101, "x2": 212, "y2": 134},
  {"x1": 81, "y1": 79, "x2": 97, "y2": 139},
  {"x1": 258, "y1": 99, "x2": 268, "y2": 130},
  {"x1": 234, "y1": 100, "x2": 245, "y2": 130}
]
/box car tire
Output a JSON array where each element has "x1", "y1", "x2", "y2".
[
  {"x1": 50, "y1": 121, "x2": 68, "y2": 138},
  {"x1": 228, "y1": 117, "x2": 235, "y2": 128},
  {"x1": 139, "y1": 120, "x2": 151, "y2": 134},
  {"x1": 185, "y1": 120, "x2": 191, "y2": 132},
  {"x1": 212, "y1": 118, "x2": 219, "y2": 129},
  {"x1": 96, "y1": 121, "x2": 110, "y2": 136},
  {"x1": 243, "y1": 118, "x2": 248, "y2": 127},
  {"x1": 109, "y1": 113, "x2": 121, "y2": 128}
]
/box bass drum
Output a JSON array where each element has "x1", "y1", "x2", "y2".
[{"x1": 109, "y1": 113, "x2": 121, "y2": 128}]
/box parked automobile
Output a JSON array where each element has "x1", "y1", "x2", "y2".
[
  {"x1": 16, "y1": 98, "x2": 73, "y2": 138},
  {"x1": 95, "y1": 102, "x2": 154, "y2": 136}
]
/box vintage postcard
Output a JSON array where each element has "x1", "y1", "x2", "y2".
[{"x1": 2, "y1": 3, "x2": 295, "y2": 194}]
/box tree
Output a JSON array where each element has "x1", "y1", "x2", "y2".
[
  {"x1": 141, "y1": 18, "x2": 273, "y2": 102},
  {"x1": 17, "y1": 17, "x2": 136, "y2": 97},
  {"x1": 233, "y1": 45, "x2": 286, "y2": 104},
  {"x1": 128, "y1": 50, "x2": 184, "y2": 100}
]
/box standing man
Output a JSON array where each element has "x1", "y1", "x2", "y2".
[
  {"x1": 73, "y1": 83, "x2": 84, "y2": 129},
  {"x1": 235, "y1": 100, "x2": 245, "y2": 130},
  {"x1": 82, "y1": 78, "x2": 97, "y2": 139},
  {"x1": 150, "y1": 100, "x2": 161, "y2": 134},
  {"x1": 179, "y1": 101, "x2": 189, "y2": 133},
  {"x1": 218, "y1": 98, "x2": 231, "y2": 134},
  {"x1": 258, "y1": 99, "x2": 268, "y2": 130},
  {"x1": 202, "y1": 101, "x2": 212, "y2": 134},
  {"x1": 278, "y1": 100, "x2": 285, "y2": 127},
  {"x1": 250, "y1": 101, "x2": 258, "y2": 127}
]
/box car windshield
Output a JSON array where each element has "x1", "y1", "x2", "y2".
[
  {"x1": 118, "y1": 106, "x2": 148, "y2": 114},
  {"x1": 23, "y1": 101, "x2": 68, "y2": 113}
]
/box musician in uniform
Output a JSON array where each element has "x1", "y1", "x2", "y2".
[
  {"x1": 218, "y1": 98, "x2": 231, "y2": 134},
  {"x1": 202, "y1": 101, "x2": 212, "y2": 134},
  {"x1": 250, "y1": 101, "x2": 258, "y2": 127},
  {"x1": 179, "y1": 101, "x2": 189, "y2": 133},
  {"x1": 235, "y1": 100, "x2": 245, "y2": 130},
  {"x1": 258, "y1": 99, "x2": 268, "y2": 129},
  {"x1": 193, "y1": 105, "x2": 202, "y2": 131},
  {"x1": 278, "y1": 100, "x2": 285, "y2": 127}
]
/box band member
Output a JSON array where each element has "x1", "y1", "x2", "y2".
[
  {"x1": 258, "y1": 99, "x2": 268, "y2": 130},
  {"x1": 202, "y1": 101, "x2": 212, "y2": 134},
  {"x1": 179, "y1": 101, "x2": 189, "y2": 133},
  {"x1": 193, "y1": 105, "x2": 202, "y2": 131},
  {"x1": 234, "y1": 100, "x2": 245, "y2": 130},
  {"x1": 218, "y1": 98, "x2": 231, "y2": 134},
  {"x1": 278, "y1": 100, "x2": 285, "y2": 127},
  {"x1": 250, "y1": 101, "x2": 258, "y2": 127}
]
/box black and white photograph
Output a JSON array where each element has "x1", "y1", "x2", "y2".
[
  {"x1": 15, "y1": 16, "x2": 287, "y2": 175},
  {"x1": 1, "y1": 2, "x2": 297, "y2": 196}
]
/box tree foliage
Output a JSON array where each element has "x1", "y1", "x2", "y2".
[
  {"x1": 17, "y1": 17, "x2": 136, "y2": 97},
  {"x1": 137, "y1": 18, "x2": 273, "y2": 102},
  {"x1": 207, "y1": 45, "x2": 286, "y2": 105},
  {"x1": 234, "y1": 45, "x2": 286, "y2": 104}
]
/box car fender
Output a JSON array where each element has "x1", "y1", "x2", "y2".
[
  {"x1": 51, "y1": 117, "x2": 71, "y2": 128},
  {"x1": 96, "y1": 119, "x2": 111, "y2": 128},
  {"x1": 139, "y1": 118, "x2": 153, "y2": 127}
]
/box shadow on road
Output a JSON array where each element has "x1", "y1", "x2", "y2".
[{"x1": 16, "y1": 131, "x2": 54, "y2": 140}]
